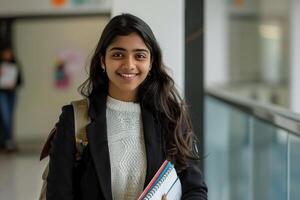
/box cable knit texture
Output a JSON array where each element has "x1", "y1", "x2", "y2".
[{"x1": 106, "y1": 96, "x2": 147, "y2": 200}]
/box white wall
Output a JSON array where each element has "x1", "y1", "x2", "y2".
[
  {"x1": 0, "y1": 0, "x2": 111, "y2": 17},
  {"x1": 111, "y1": 0, "x2": 185, "y2": 93},
  {"x1": 290, "y1": 0, "x2": 300, "y2": 113},
  {"x1": 13, "y1": 16, "x2": 109, "y2": 141},
  {"x1": 204, "y1": 0, "x2": 228, "y2": 86}
]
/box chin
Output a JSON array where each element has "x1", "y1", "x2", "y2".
[{"x1": 122, "y1": 87, "x2": 139, "y2": 93}]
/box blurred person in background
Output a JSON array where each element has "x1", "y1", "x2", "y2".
[{"x1": 0, "y1": 45, "x2": 23, "y2": 152}]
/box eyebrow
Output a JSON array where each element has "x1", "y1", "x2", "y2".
[{"x1": 109, "y1": 47, "x2": 150, "y2": 54}]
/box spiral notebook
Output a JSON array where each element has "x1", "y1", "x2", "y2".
[{"x1": 138, "y1": 160, "x2": 182, "y2": 200}]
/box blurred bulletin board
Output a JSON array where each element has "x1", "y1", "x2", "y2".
[
  {"x1": 13, "y1": 16, "x2": 109, "y2": 141},
  {"x1": 0, "y1": 0, "x2": 111, "y2": 17}
]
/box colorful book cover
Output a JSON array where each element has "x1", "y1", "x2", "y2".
[{"x1": 138, "y1": 160, "x2": 182, "y2": 200}]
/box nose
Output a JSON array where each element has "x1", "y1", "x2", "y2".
[{"x1": 123, "y1": 55, "x2": 135, "y2": 70}]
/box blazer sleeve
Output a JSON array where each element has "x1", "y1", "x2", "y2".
[
  {"x1": 179, "y1": 161, "x2": 208, "y2": 200},
  {"x1": 46, "y1": 105, "x2": 76, "y2": 200}
]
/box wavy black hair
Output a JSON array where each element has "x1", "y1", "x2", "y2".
[{"x1": 79, "y1": 13, "x2": 198, "y2": 171}]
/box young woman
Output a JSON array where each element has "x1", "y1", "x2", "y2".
[{"x1": 46, "y1": 13, "x2": 207, "y2": 200}]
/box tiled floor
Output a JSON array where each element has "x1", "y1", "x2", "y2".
[{"x1": 0, "y1": 144, "x2": 47, "y2": 200}]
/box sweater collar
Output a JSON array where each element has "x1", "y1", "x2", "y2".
[{"x1": 106, "y1": 95, "x2": 141, "y2": 113}]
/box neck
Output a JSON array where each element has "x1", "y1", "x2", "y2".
[{"x1": 108, "y1": 88, "x2": 137, "y2": 102}]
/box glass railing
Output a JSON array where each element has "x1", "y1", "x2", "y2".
[{"x1": 204, "y1": 89, "x2": 300, "y2": 200}]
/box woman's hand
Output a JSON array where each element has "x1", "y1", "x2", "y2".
[{"x1": 161, "y1": 194, "x2": 167, "y2": 200}]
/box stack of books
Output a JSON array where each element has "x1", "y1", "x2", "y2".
[{"x1": 138, "y1": 160, "x2": 182, "y2": 200}]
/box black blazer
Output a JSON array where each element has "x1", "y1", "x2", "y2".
[{"x1": 46, "y1": 92, "x2": 207, "y2": 200}]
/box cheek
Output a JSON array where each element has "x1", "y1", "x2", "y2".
[
  {"x1": 106, "y1": 69, "x2": 116, "y2": 81},
  {"x1": 141, "y1": 63, "x2": 151, "y2": 73},
  {"x1": 105, "y1": 62, "x2": 118, "y2": 73},
  {"x1": 139, "y1": 66, "x2": 151, "y2": 81},
  {"x1": 104, "y1": 65, "x2": 115, "y2": 80}
]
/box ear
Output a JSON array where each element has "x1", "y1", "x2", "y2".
[{"x1": 100, "y1": 56, "x2": 105, "y2": 69}]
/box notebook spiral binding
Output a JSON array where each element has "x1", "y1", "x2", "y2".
[{"x1": 143, "y1": 166, "x2": 173, "y2": 200}]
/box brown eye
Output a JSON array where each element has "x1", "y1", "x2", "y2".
[
  {"x1": 112, "y1": 52, "x2": 123, "y2": 58},
  {"x1": 136, "y1": 53, "x2": 147, "y2": 60}
]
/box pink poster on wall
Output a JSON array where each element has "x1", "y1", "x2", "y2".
[{"x1": 54, "y1": 49, "x2": 85, "y2": 90}]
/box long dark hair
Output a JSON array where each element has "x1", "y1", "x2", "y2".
[{"x1": 79, "y1": 13, "x2": 198, "y2": 171}]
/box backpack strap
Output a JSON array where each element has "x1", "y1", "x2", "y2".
[
  {"x1": 71, "y1": 98, "x2": 90, "y2": 158},
  {"x1": 39, "y1": 127, "x2": 57, "y2": 160},
  {"x1": 39, "y1": 99, "x2": 90, "y2": 161}
]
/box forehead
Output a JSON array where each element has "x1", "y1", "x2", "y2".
[{"x1": 107, "y1": 32, "x2": 150, "y2": 51}]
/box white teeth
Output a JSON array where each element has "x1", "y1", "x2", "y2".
[{"x1": 120, "y1": 73, "x2": 136, "y2": 78}]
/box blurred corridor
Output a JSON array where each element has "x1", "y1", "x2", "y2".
[
  {"x1": 0, "y1": 143, "x2": 46, "y2": 199},
  {"x1": 1, "y1": 0, "x2": 300, "y2": 199}
]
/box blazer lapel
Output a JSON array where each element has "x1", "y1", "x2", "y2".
[
  {"x1": 142, "y1": 106, "x2": 165, "y2": 188},
  {"x1": 86, "y1": 92, "x2": 112, "y2": 200}
]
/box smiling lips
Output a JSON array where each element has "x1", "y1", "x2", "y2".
[{"x1": 118, "y1": 73, "x2": 138, "y2": 80}]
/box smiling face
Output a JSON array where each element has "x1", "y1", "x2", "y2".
[{"x1": 103, "y1": 32, "x2": 151, "y2": 102}]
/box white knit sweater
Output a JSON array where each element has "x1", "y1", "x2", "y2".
[{"x1": 106, "y1": 96, "x2": 147, "y2": 200}]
